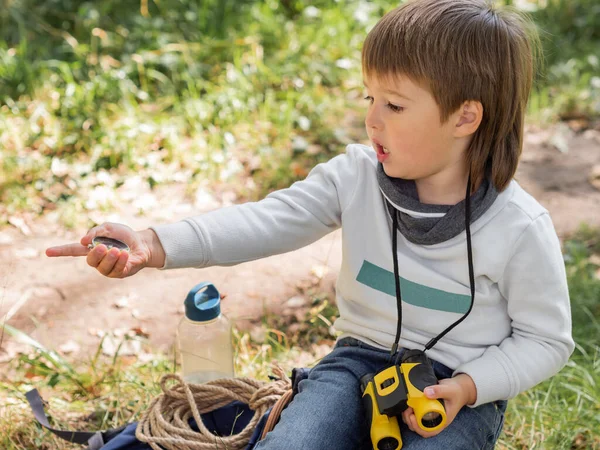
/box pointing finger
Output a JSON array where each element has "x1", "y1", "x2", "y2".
[{"x1": 46, "y1": 243, "x2": 90, "y2": 257}]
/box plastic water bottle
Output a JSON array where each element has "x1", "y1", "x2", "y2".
[{"x1": 177, "y1": 282, "x2": 235, "y2": 383}]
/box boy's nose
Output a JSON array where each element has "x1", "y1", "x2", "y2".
[{"x1": 365, "y1": 108, "x2": 384, "y2": 131}]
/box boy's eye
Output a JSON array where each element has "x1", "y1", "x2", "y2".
[
  {"x1": 363, "y1": 96, "x2": 404, "y2": 113},
  {"x1": 386, "y1": 103, "x2": 404, "y2": 113}
]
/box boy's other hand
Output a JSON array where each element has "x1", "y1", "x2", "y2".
[
  {"x1": 45, "y1": 223, "x2": 165, "y2": 278},
  {"x1": 401, "y1": 373, "x2": 477, "y2": 438}
]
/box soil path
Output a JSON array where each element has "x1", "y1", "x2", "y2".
[{"x1": 1, "y1": 126, "x2": 600, "y2": 360}]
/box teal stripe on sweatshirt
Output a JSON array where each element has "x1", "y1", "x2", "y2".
[{"x1": 356, "y1": 260, "x2": 471, "y2": 314}]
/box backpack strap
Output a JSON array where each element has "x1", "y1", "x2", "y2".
[
  {"x1": 260, "y1": 388, "x2": 293, "y2": 440},
  {"x1": 259, "y1": 367, "x2": 312, "y2": 440},
  {"x1": 26, "y1": 388, "x2": 128, "y2": 449}
]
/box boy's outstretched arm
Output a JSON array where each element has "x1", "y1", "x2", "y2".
[
  {"x1": 150, "y1": 147, "x2": 362, "y2": 270},
  {"x1": 47, "y1": 146, "x2": 363, "y2": 277}
]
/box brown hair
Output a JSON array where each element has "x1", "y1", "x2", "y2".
[{"x1": 362, "y1": 0, "x2": 540, "y2": 192}]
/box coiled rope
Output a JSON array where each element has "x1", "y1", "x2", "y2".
[{"x1": 136, "y1": 367, "x2": 291, "y2": 450}]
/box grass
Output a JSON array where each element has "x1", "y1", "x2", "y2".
[
  {"x1": 1, "y1": 226, "x2": 600, "y2": 449},
  {"x1": 496, "y1": 225, "x2": 600, "y2": 450},
  {"x1": 0, "y1": 277, "x2": 340, "y2": 449}
]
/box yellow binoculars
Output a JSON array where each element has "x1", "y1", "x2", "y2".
[{"x1": 361, "y1": 349, "x2": 447, "y2": 450}]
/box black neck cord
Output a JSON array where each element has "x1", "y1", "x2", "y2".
[
  {"x1": 389, "y1": 174, "x2": 475, "y2": 360},
  {"x1": 390, "y1": 208, "x2": 402, "y2": 356}
]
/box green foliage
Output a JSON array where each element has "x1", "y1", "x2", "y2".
[
  {"x1": 0, "y1": 327, "x2": 172, "y2": 449},
  {"x1": 531, "y1": 0, "x2": 600, "y2": 68},
  {"x1": 563, "y1": 226, "x2": 600, "y2": 354},
  {"x1": 496, "y1": 225, "x2": 600, "y2": 449},
  {"x1": 528, "y1": 0, "x2": 600, "y2": 120},
  {"x1": 0, "y1": 0, "x2": 385, "y2": 220},
  {"x1": 0, "y1": 0, "x2": 598, "y2": 220},
  {"x1": 501, "y1": 349, "x2": 600, "y2": 450}
]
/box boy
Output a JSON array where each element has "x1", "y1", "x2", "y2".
[{"x1": 47, "y1": 0, "x2": 574, "y2": 448}]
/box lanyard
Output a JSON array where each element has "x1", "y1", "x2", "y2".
[{"x1": 389, "y1": 174, "x2": 476, "y2": 361}]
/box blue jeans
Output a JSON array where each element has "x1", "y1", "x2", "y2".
[{"x1": 255, "y1": 337, "x2": 506, "y2": 450}]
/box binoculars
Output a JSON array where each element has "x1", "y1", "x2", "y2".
[{"x1": 361, "y1": 349, "x2": 447, "y2": 450}]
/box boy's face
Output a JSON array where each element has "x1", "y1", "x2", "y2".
[{"x1": 364, "y1": 74, "x2": 466, "y2": 182}]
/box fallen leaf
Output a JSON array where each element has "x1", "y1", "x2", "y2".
[
  {"x1": 113, "y1": 296, "x2": 129, "y2": 309},
  {"x1": 24, "y1": 371, "x2": 43, "y2": 379},
  {"x1": 290, "y1": 162, "x2": 308, "y2": 178},
  {"x1": 8, "y1": 216, "x2": 32, "y2": 236},
  {"x1": 284, "y1": 296, "x2": 306, "y2": 309},
  {"x1": 130, "y1": 326, "x2": 150, "y2": 338},
  {"x1": 59, "y1": 340, "x2": 81, "y2": 354}
]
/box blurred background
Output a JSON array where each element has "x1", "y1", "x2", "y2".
[
  {"x1": 1, "y1": 1, "x2": 599, "y2": 449},
  {"x1": 0, "y1": 0, "x2": 598, "y2": 224}
]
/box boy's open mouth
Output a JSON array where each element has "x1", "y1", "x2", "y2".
[{"x1": 373, "y1": 142, "x2": 390, "y2": 155}]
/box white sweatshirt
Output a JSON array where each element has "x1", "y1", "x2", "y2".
[{"x1": 152, "y1": 144, "x2": 575, "y2": 407}]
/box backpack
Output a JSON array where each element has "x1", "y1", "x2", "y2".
[{"x1": 26, "y1": 368, "x2": 311, "y2": 450}]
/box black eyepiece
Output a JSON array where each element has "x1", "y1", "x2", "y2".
[
  {"x1": 377, "y1": 437, "x2": 400, "y2": 450},
  {"x1": 420, "y1": 411, "x2": 443, "y2": 429}
]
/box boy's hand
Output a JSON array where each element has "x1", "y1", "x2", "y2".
[
  {"x1": 45, "y1": 223, "x2": 166, "y2": 278},
  {"x1": 401, "y1": 373, "x2": 477, "y2": 438}
]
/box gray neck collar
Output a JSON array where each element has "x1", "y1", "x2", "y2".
[{"x1": 377, "y1": 163, "x2": 498, "y2": 245}]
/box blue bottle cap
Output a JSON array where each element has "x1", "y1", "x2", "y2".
[{"x1": 184, "y1": 282, "x2": 221, "y2": 322}]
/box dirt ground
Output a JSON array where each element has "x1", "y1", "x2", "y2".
[{"x1": 1, "y1": 124, "x2": 600, "y2": 362}]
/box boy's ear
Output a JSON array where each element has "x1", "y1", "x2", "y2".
[{"x1": 454, "y1": 100, "x2": 483, "y2": 137}]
